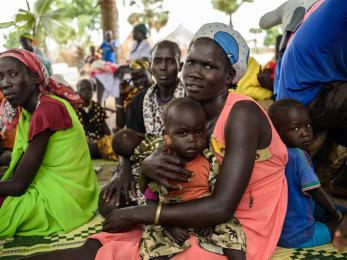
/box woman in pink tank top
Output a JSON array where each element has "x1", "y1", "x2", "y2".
[{"x1": 27, "y1": 23, "x2": 288, "y2": 260}]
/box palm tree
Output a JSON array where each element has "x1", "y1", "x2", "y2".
[
  {"x1": 99, "y1": 0, "x2": 119, "y2": 62},
  {"x1": 99, "y1": 0, "x2": 119, "y2": 42},
  {"x1": 0, "y1": 0, "x2": 75, "y2": 50},
  {"x1": 211, "y1": 0, "x2": 254, "y2": 27}
]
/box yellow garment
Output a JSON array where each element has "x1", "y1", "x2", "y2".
[{"x1": 236, "y1": 57, "x2": 273, "y2": 100}]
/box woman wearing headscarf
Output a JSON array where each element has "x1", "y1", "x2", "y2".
[
  {"x1": 127, "y1": 23, "x2": 152, "y2": 62},
  {"x1": 0, "y1": 49, "x2": 99, "y2": 238},
  {"x1": 30, "y1": 23, "x2": 288, "y2": 260}
]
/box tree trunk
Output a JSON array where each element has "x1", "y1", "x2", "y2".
[{"x1": 99, "y1": 0, "x2": 119, "y2": 62}]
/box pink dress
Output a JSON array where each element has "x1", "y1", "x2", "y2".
[{"x1": 90, "y1": 92, "x2": 288, "y2": 260}]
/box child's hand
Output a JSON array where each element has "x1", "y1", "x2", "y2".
[
  {"x1": 164, "y1": 226, "x2": 190, "y2": 245},
  {"x1": 194, "y1": 226, "x2": 213, "y2": 238}
]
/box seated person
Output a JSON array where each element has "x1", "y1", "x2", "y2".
[
  {"x1": 275, "y1": 0, "x2": 347, "y2": 199},
  {"x1": 0, "y1": 49, "x2": 99, "y2": 238},
  {"x1": 85, "y1": 45, "x2": 101, "y2": 65},
  {"x1": 236, "y1": 57, "x2": 273, "y2": 100},
  {"x1": 269, "y1": 99, "x2": 345, "y2": 248},
  {"x1": 76, "y1": 79, "x2": 116, "y2": 160},
  {"x1": 108, "y1": 98, "x2": 246, "y2": 260},
  {"x1": 116, "y1": 59, "x2": 153, "y2": 130}
]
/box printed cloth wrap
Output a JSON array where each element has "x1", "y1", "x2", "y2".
[
  {"x1": 143, "y1": 81, "x2": 185, "y2": 136},
  {"x1": 139, "y1": 148, "x2": 246, "y2": 259}
]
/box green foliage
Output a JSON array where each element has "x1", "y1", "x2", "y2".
[
  {"x1": 3, "y1": 31, "x2": 22, "y2": 49},
  {"x1": 126, "y1": 0, "x2": 169, "y2": 33},
  {"x1": 211, "y1": 0, "x2": 254, "y2": 15},
  {"x1": 249, "y1": 27, "x2": 262, "y2": 34},
  {"x1": 1, "y1": 0, "x2": 100, "y2": 49},
  {"x1": 56, "y1": 0, "x2": 101, "y2": 33},
  {"x1": 263, "y1": 27, "x2": 280, "y2": 47}
]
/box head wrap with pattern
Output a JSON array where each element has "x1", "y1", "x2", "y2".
[
  {"x1": 0, "y1": 48, "x2": 83, "y2": 132},
  {"x1": 129, "y1": 58, "x2": 151, "y2": 70}
]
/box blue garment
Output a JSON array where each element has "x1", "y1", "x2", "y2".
[
  {"x1": 277, "y1": 0, "x2": 347, "y2": 105},
  {"x1": 279, "y1": 148, "x2": 321, "y2": 248},
  {"x1": 296, "y1": 222, "x2": 331, "y2": 248},
  {"x1": 100, "y1": 40, "x2": 117, "y2": 63}
]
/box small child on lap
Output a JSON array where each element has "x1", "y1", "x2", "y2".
[
  {"x1": 112, "y1": 98, "x2": 246, "y2": 260},
  {"x1": 269, "y1": 99, "x2": 344, "y2": 248}
]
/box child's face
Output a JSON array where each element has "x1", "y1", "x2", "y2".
[
  {"x1": 77, "y1": 82, "x2": 93, "y2": 103},
  {"x1": 278, "y1": 108, "x2": 313, "y2": 150},
  {"x1": 167, "y1": 109, "x2": 206, "y2": 160}
]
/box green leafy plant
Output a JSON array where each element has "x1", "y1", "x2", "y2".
[
  {"x1": 263, "y1": 27, "x2": 280, "y2": 47},
  {"x1": 126, "y1": 0, "x2": 169, "y2": 34},
  {"x1": 211, "y1": 0, "x2": 254, "y2": 26}
]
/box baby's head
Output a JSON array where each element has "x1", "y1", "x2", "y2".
[
  {"x1": 112, "y1": 129, "x2": 144, "y2": 158},
  {"x1": 163, "y1": 97, "x2": 207, "y2": 161},
  {"x1": 269, "y1": 99, "x2": 313, "y2": 151},
  {"x1": 77, "y1": 79, "x2": 93, "y2": 103}
]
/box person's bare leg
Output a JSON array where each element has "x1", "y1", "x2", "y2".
[
  {"x1": 223, "y1": 248, "x2": 246, "y2": 260},
  {"x1": 95, "y1": 79, "x2": 104, "y2": 105},
  {"x1": 23, "y1": 239, "x2": 102, "y2": 260},
  {"x1": 333, "y1": 215, "x2": 347, "y2": 252}
]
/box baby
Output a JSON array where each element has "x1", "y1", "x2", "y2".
[
  {"x1": 112, "y1": 97, "x2": 246, "y2": 260},
  {"x1": 269, "y1": 99, "x2": 345, "y2": 248}
]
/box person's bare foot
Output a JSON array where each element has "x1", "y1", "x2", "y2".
[{"x1": 333, "y1": 215, "x2": 347, "y2": 252}]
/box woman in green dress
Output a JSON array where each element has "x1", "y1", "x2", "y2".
[{"x1": 0, "y1": 48, "x2": 99, "y2": 238}]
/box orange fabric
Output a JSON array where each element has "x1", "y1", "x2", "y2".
[
  {"x1": 0, "y1": 92, "x2": 15, "y2": 149},
  {"x1": 91, "y1": 229, "x2": 229, "y2": 260},
  {"x1": 168, "y1": 155, "x2": 210, "y2": 201},
  {"x1": 212, "y1": 91, "x2": 288, "y2": 260}
]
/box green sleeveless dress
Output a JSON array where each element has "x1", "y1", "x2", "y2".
[{"x1": 0, "y1": 95, "x2": 99, "y2": 238}]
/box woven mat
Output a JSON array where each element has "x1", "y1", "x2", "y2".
[
  {"x1": 1, "y1": 214, "x2": 347, "y2": 259},
  {"x1": 272, "y1": 244, "x2": 347, "y2": 259},
  {"x1": 0, "y1": 215, "x2": 103, "y2": 259}
]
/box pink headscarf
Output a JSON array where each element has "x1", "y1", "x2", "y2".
[{"x1": 0, "y1": 48, "x2": 83, "y2": 132}]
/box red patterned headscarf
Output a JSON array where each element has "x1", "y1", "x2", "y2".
[{"x1": 0, "y1": 48, "x2": 83, "y2": 132}]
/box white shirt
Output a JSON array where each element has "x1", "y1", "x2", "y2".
[{"x1": 127, "y1": 40, "x2": 152, "y2": 62}]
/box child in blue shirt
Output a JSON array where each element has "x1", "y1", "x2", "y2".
[
  {"x1": 99, "y1": 31, "x2": 117, "y2": 63},
  {"x1": 269, "y1": 98, "x2": 344, "y2": 248}
]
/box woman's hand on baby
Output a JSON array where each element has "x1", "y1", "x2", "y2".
[
  {"x1": 102, "y1": 162, "x2": 136, "y2": 207},
  {"x1": 102, "y1": 208, "x2": 135, "y2": 233},
  {"x1": 141, "y1": 145, "x2": 193, "y2": 191},
  {"x1": 164, "y1": 226, "x2": 190, "y2": 245},
  {"x1": 194, "y1": 226, "x2": 213, "y2": 238}
]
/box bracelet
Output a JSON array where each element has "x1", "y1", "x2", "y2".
[{"x1": 154, "y1": 200, "x2": 163, "y2": 225}]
